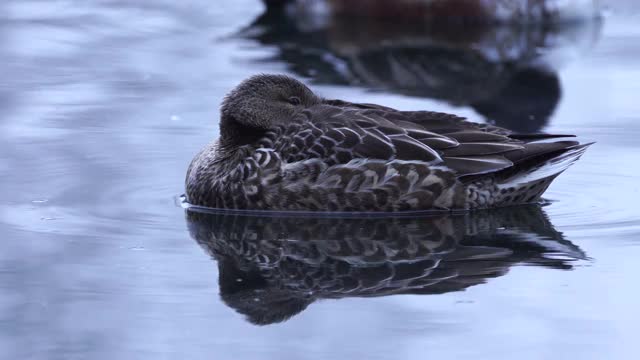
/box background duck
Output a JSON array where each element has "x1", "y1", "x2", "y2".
[
  {"x1": 262, "y1": 0, "x2": 601, "y2": 23},
  {"x1": 239, "y1": 5, "x2": 601, "y2": 132},
  {"x1": 185, "y1": 74, "x2": 591, "y2": 212}
]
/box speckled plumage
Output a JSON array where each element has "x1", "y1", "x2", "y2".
[{"x1": 186, "y1": 74, "x2": 590, "y2": 212}]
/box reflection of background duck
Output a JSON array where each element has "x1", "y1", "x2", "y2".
[
  {"x1": 187, "y1": 206, "x2": 586, "y2": 325},
  {"x1": 240, "y1": 5, "x2": 601, "y2": 132}
]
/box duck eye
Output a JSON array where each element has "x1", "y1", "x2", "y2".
[{"x1": 288, "y1": 96, "x2": 301, "y2": 105}]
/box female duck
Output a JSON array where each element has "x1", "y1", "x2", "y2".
[{"x1": 185, "y1": 74, "x2": 590, "y2": 212}]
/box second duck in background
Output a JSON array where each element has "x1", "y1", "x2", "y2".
[{"x1": 241, "y1": 1, "x2": 602, "y2": 132}]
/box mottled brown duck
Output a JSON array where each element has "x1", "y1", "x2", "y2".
[{"x1": 185, "y1": 74, "x2": 591, "y2": 212}]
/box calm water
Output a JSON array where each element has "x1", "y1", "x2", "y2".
[{"x1": 1, "y1": 1, "x2": 639, "y2": 359}]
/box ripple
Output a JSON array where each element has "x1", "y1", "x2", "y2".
[{"x1": 542, "y1": 153, "x2": 640, "y2": 236}]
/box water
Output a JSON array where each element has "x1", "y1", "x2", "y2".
[{"x1": 1, "y1": 1, "x2": 639, "y2": 359}]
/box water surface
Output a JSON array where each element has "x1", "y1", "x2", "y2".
[{"x1": 1, "y1": 1, "x2": 639, "y2": 359}]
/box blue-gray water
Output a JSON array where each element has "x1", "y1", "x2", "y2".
[{"x1": 1, "y1": 1, "x2": 639, "y2": 359}]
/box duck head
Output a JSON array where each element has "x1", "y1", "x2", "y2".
[{"x1": 219, "y1": 74, "x2": 321, "y2": 147}]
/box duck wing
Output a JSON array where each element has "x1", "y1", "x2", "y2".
[
  {"x1": 289, "y1": 104, "x2": 457, "y2": 164},
  {"x1": 294, "y1": 102, "x2": 570, "y2": 178}
]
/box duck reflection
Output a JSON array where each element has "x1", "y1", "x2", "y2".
[
  {"x1": 238, "y1": 7, "x2": 601, "y2": 132},
  {"x1": 186, "y1": 205, "x2": 586, "y2": 325}
]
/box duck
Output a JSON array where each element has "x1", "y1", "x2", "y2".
[
  {"x1": 262, "y1": 0, "x2": 601, "y2": 23},
  {"x1": 185, "y1": 74, "x2": 591, "y2": 212},
  {"x1": 240, "y1": 7, "x2": 601, "y2": 132}
]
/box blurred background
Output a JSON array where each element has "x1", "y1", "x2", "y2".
[{"x1": 1, "y1": 1, "x2": 639, "y2": 359}]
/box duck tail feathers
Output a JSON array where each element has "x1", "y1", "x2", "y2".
[
  {"x1": 480, "y1": 142, "x2": 593, "y2": 207},
  {"x1": 498, "y1": 143, "x2": 592, "y2": 189}
]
